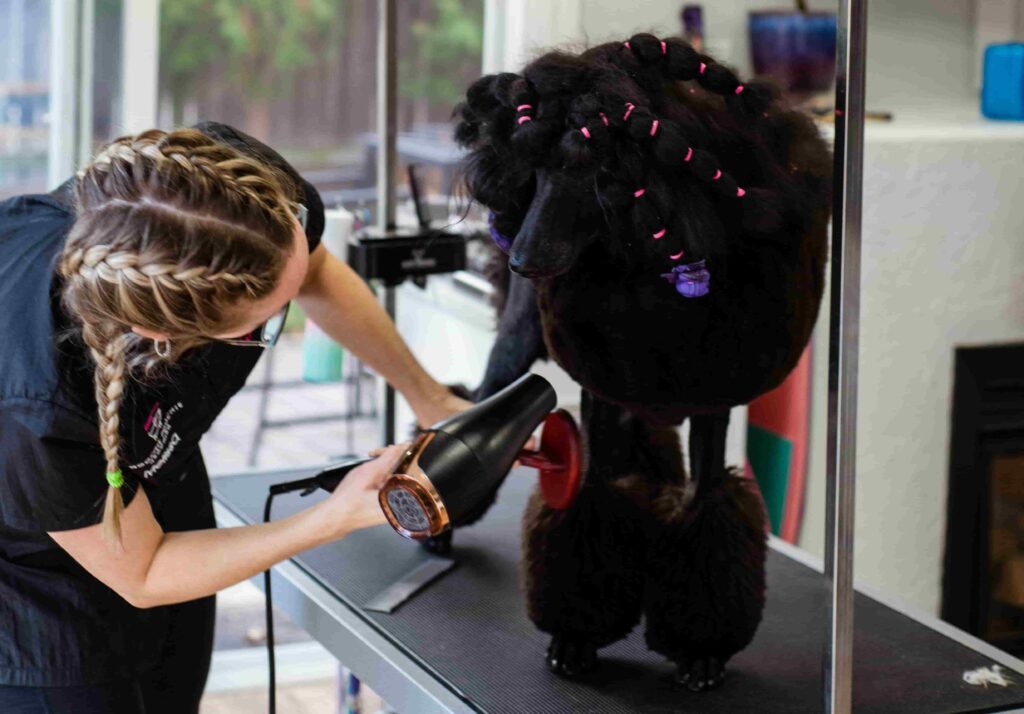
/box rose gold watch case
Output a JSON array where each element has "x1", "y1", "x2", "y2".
[{"x1": 379, "y1": 432, "x2": 451, "y2": 540}]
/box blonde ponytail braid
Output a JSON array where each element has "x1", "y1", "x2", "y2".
[
  {"x1": 79, "y1": 321, "x2": 131, "y2": 547},
  {"x1": 61, "y1": 128, "x2": 300, "y2": 545}
]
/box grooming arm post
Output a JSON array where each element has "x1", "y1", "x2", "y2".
[{"x1": 824, "y1": 1, "x2": 867, "y2": 712}]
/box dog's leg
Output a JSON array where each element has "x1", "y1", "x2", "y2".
[
  {"x1": 642, "y1": 410, "x2": 769, "y2": 692},
  {"x1": 523, "y1": 391, "x2": 649, "y2": 677},
  {"x1": 475, "y1": 272, "x2": 547, "y2": 400},
  {"x1": 422, "y1": 273, "x2": 548, "y2": 555}
]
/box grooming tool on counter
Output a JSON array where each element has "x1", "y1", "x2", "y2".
[{"x1": 269, "y1": 373, "x2": 582, "y2": 538}]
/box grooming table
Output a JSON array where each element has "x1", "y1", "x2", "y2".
[{"x1": 213, "y1": 468, "x2": 1024, "y2": 714}]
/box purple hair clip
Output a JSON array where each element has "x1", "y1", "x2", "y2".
[
  {"x1": 660, "y1": 259, "x2": 710, "y2": 298},
  {"x1": 487, "y1": 211, "x2": 513, "y2": 254}
]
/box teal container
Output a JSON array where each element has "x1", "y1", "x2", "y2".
[{"x1": 302, "y1": 320, "x2": 345, "y2": 383}]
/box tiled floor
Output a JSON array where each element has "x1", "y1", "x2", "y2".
[
  {"x1": 200, "y1": 680, "x2": 385, "y2": 714},
  {"x1": 199, "y1": 331, "x2": 395, "y2": 714}
]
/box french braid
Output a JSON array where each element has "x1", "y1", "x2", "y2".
[{"x1": 60, "y1": 128, "x2": 297, "y2": 546}]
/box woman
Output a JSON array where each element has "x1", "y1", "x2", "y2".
[{"x1": 0, "y1": 122, "x2": 470, "y2": 713}]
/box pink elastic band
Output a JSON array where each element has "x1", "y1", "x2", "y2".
[
  {"x1": 623, "y1": 103, "x2": 635, "y2": 121},
  {"x1": 660, "y1": 41, "x2": 667, "y2": 55},
  {"x1": 670, "y1": 250, "x2": 685, "y2": 260},
  {"x1": 518, "y1": 116, "x2": 532, "y2": 125},
  {"x1": 650, "y1": 120, "x2": 659, "y2": 137},
  {"x1": 735, "y1": 85, "x2": 745, "y2": 95},
  {"x1": 700, "y1": 62, "x2": 707, "y2": 75},
  {"x1": 599, "y1": 112, "x2": 609, "y2": 126},
  {"x1": 652, "y1": 228, "x2": 666, "y2": 240},
  {"x1": 624, "y1": 41, "x2": 631, "y2": 50},
  {"x1": 516, "y1": 104, "x2": 533, "y2": 111},
  {"x1": 737, "y1": 188, "x2": 746, "y2": 197},
  {"x1": 684, "y1": 147, "x2": 693, "y2": 162},
  {"x1": 712, "y1": 169, "x2": 722, "y2": 181},
  {"x1": 633, "y1": 188, "x2": 646, "y2": 198},
  {"x1": 580, "y1": 127, "x2": 591, "y2": 139}
]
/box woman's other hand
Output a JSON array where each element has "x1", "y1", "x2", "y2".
[{"x1": 413, "y1": 388, "x2": 474, "y2": 431}]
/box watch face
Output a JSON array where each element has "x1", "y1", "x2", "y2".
[{"x1": 385, "y1": 486, "x2": 431, "y2": 533}]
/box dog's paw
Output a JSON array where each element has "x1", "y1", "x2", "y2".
[
  {"x1": 546, "y1": 634, "x2": 597, "y2": 678},
  {"x1": 673, "y1": 656, "x2": 725, "y2": 692}
]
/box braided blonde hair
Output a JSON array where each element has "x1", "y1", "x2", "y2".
[{"x1": 59, "y1": 129, "x2": 298, "y2": 546}]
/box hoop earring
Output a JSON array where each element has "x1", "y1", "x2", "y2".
[{"x1": 154, "y1": 339, "x2": 171, "y2": 358}]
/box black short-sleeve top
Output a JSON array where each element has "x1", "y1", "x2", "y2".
[{"x1": 0, "y1": 122, "x2": 323, "y2": 686}]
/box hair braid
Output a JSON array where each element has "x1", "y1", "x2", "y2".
[{"x1": 78, "y1": 320, "x2": 130, "y2": 547}]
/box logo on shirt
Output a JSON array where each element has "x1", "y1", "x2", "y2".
[
  {"x1": 144, "y1": 402, "x2": 163, "y2": 440},
  {"x1": 129, "y1": 400, "x2": 184, "y2": 480}
]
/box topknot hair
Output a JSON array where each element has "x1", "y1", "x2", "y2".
[{"x1": 455, "y1": 33, "x2": 831, "y2": 265}]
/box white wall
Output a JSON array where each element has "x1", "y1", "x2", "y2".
[{"x1": 799, "y1": 126, "x2": 1024, "y2": 615}]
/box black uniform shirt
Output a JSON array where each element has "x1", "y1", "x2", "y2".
[{"x1": 0, "y1": 123, "x2": 323, "y2": 686}]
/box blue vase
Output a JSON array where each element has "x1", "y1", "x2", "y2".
[{"x1": 748, "y1": 11, "x2": 837, "y2": 96}]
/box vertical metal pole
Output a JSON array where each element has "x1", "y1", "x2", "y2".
[
  {"x1": 823, "y1": 1, "x2": 868, "y2": 713},
  {"x1": 377, "y1": 0, "x2": 397, "y2": 445}
]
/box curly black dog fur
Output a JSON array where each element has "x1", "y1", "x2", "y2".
[{"x1": 450, "y1": 33, "x2": 831, "y2": 690}]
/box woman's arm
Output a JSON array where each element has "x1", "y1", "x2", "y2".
[
  {"x1": 48, "y1": 442, "x2": 407, "y2": 609},
  {"x1": 296, "y1": 246, "x2": 471, "y2": 427}
]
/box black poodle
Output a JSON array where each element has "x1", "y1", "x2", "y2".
[{"x1": 441, "y1": 33, "x2": 832, "y2": 691}]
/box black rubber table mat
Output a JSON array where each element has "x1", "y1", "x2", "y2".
[{"x1": 214, "y1": 468, "x2": 1024, "y2": 713}]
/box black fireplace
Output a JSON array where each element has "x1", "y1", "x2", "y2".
[{"x1": 942, "y1": 343, "x2": 1024, "y2": 654}]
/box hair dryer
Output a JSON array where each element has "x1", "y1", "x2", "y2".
[{"x1": 269, "y1": 373, "x2": 581, "y2": 539}]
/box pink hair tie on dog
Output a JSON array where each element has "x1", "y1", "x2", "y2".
[
  {"x1": 634, "y1": 188, "x2": 646, "y2": 198},
  {"x1": 737, "y1": 187, "x2": 747, "y2": 197},
  {"x1": 712, "y1": 169, "x2": 722, "y2": 181},
  {"x1": 599, "y1": 112, "x2": 609, "y2": 126},
  {"x1": 700, "y1": 62, "x2": 707, "y2": 75},
  {"x1": 518, "y1": 116, "x2": 532, "y2": 125},
  {"x1": 670, "y1": 250, "x2": 685, "y2": 260},
  {"x1": 650, "y1": 120, "x2": 659, "y2": 137},
  {"x1": 684, "y1": 147, "x2": 693, "y2": 162},
  {"x1": 580, "y1": 126, "x2": 591, "y2": 139},
  {"x1": 660, "y1": 41, "x2": 667, "y2": 55},
  {"x1": 735, "y1": 85, "x2": 745, "y2": 95},
  {"x1": 623, "y1": 103, "x2": 635, "y2": 121},
  {"x1": 652, "y1": 228, "x2": 667, "y2": 240},
  {"x1": 624, "y1": 41, "x2": 631, "y2": 50},
  {"x1": 516, "y1": 104, "x2": 533, "y2": 111}
]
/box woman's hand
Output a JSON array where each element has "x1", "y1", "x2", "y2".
[
  {"x1": 413, "y1": 387, "x2": 474, "y2": 430},
  {"x1": 319, "y1": 442, "x2": 410, "y2": 539}
]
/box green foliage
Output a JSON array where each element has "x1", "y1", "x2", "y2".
[
  {"x1": 160, "y1": 0, "x2": 340, "y2": 111},
  {"x1": 401, "y1": 0, "x2": 483, "y2": 106}
]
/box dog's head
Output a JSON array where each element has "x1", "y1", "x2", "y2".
[{"x1": 455, "y1": 34, "x2": 832, "y2": 286}]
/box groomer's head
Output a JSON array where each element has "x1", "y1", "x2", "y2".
[{"x1": 58, "y1": 128, "x2": 308, "y2": 544}]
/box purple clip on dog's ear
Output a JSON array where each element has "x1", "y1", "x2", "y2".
[
  {"x1": 660, "y1": 259, "x2": 710, "y2": 298},
  {"x1": 487, "y1": 211, "x2": 513, "y2": 254}
]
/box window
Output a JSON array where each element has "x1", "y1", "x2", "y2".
[
  {"x1": 157, "y1": 0, "x2": 483, "y2": 219},
  {"x1": 0, "y1": 0, "x2": 50, "y2": 198}
]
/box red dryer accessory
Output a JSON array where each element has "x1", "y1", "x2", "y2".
[{"x1": 517, "y1": 408, "x2": 582, "y2": 509}]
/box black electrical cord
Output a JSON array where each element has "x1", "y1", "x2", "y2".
[
  {"x1": 262, "y1": 491, "x2": 277, "y2": 714},
  {"x1": 260, "y1": 458, "x2": 372, "y2": 714}
]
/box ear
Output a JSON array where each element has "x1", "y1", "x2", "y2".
[{"x1": 131, "y1": 325, "x2": 170, "y2": 341}]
